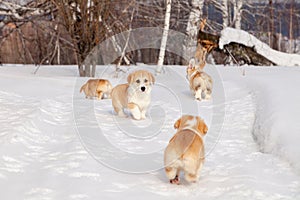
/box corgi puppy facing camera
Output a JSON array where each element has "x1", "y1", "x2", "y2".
[
  {"x1": 164, "y1": 115, "x2": 208, "y2": 184},
  {"x1": 186, "y1": 58, "x2": 213, "y2": 101},
  {"x1": 111, "y1": 70, "x2": 155, "y2": 120},
  {"x1": 80, "y1": 79, "x2": 112, "y2": 99}
]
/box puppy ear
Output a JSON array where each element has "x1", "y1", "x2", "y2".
[
  {"x1": 127, "y1": 72, "x2": 133, "y2": 83},
  {"x1": 174, "y1": 118, "x2": 181, "y2": 129},
  {"x1": 196, "y1": 117, "x2": 208, "y2": 134},
  {"x1": 148, "y1": 72, "x2": 155, "y2": 84}
]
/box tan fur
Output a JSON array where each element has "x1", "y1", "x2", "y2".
[
  {"x1": 111, "y1": 84, "x2": 129, "y2": 116},
  {"x1": 199, "y1": 18, "x2": 206, "y2": 31},
  {"x1": 194, "y1": 45, "x2": 207, "y2": 70},
  {"x1": 195, "y1": 18, "x2": 218, "y2": 70},
  {"x1": 164, "y1": 115, "x2": 208, "y2": 184},
  {"x1": 111, "y1": 70, "x2": 155, "y2": 120},
  {"x1": 186, "y1": 59, "x2": 213, "y2": 101},
  {"x1": 80, "y1": 79, "x2": 112, "y2": 100}
]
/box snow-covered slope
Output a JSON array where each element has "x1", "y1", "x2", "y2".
[
  {"x1": 219, "y1": 66, "x2": 300, "y2": 172},
  {"x1": 0, "y1": 65, "x2": 299, "y2": 199},
  {"x1": 219, "y1": 27, "x2": 300, "y2": 67}
]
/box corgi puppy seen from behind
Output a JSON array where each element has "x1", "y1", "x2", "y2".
[
  {"x1": 164, "y1": 115, "x2": 208, "y2": 184},
  {"x1": 186, "y1": 58, "x2": 213, "y2": 101}
]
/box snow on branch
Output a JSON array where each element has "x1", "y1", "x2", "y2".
[
  {"x1": 0, "y1": 0, "x2": 54, "y2": 21},
  {"x1": 219, "y1": 27, "x2": 300, "y2": 67}
]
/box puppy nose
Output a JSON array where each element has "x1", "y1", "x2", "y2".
[{"x1": 141, "y1": 86, "x2": 146, "y2": 92}]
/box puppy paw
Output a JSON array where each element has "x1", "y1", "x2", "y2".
[
  {"x1": 117, "y1": 111, "x2": 127, "y2": 118},
  {"x1": 141, "y1": 113, "x2": 147, "y2": 120},
  {"x1": 205, "y1": 94, "x2": 212, "y2": 100},
  {"x1": 132, "y1": 116, "x2": 142, "y2": 120},
  {"x1": 170, "y1": 175, "x2": 180, "y2": 185},
  {"x1": 195, "y1": 89, "x2": 202, "y2": 100},
  {"x1": 185, "y1": 173, "x2": 198, "y2": 183},
  {"x1": 131, "y1": 112, "x2": 142, "y2": 120}
]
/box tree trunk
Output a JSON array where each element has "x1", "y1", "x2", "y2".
[
  {"x1": 156, "y1": 0, "x2": 172, "y2": 75},
  {"x1": 234, "y1": 0, "x2": 243, "y2": 29},
  {"x1": 78, "y1": 64, "x2": 85, "y2": 77},
  {"x1": 184, "y1": 0, "x2": 204, "y2": 64},
  {"x1": 269, "y1": 0, "x2": 278, "y2": 50},
  {"x1": 222, "y1": 0, "x2": 229, "y2": 28},
  {"x1": 85, "y1": 64, "x2": 91, "y2": 77},
  {"x1": 91, "y1": 61, "x2": 96, "y2": 77},
  {"x1": 289, "y1": 0, "x2": 294, "y2": 53}
]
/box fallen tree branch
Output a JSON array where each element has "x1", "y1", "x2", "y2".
[{"x1": 197, "y1": 22, "x2": 275, "y2": 66}]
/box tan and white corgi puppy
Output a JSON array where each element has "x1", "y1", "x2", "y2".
[
  {"x1": 80, "y1": 79, "x2": 112, "y2": 99},
  {"x1": 111, "y1": 70, "x2": 155, "y2": 120},
  {"x1": 164, "y1": 115, "x2": 208, "y2": 184},
  {"x1": 186, "y1": 58, "x2": 213, "y2": 101}
]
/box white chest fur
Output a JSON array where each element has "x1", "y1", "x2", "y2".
[{"x1": 127, "y1": 85, "x2": 151, "y2": 110}]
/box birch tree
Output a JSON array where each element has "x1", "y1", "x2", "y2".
[
  {"x1": 211, "y1": 0, "x2": 230, "y2": 29},
  {"x1": 222, "y1": 0, "x2": 229, "y2": 28},
  {"x1": 184, "y1": 0, "x2": 204, "y2": 61},
  {"x1": 233, "y1": 0, "x2": 243, "y2": 29},
  {"x1": 156, "y1": 0, "x2": 172, "y2": 75},
  {"x1": 289, "y1": 0, "x2": 294, "y2": 53}
]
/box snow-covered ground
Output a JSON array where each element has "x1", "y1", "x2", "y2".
[{"x1": 0, "y1": 64, "x2": 299, "y2": 199}]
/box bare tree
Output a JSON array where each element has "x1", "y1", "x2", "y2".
[
  {"x1": 51, "y1": 0, "x2": 104, "y2": 76},
  {"x1": 156, "y1": 0, "x2": 172, "y2": 75},
  {"x1": 0, "y1": 0, "x2": 60, "y2": 66},
  {"x1": 53, "y1": 0, "x2": 138, "y2": 77},
  {"x1": 115, "y1": 7, "x2": 135, "y2": 77},
  {"x1": 0, "y1": 0, "x2": 53, "y2": 20}
]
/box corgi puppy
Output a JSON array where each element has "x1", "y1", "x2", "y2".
[
  {"x1": 186, "y1": 58, "x2": 213, "y2": 101},
  {"x1": 80, "y1": 79, "x2": 112, "y2": 99},
  {"x1": 164, "y1": 115, "x2": 208, "y2": 184},
  {"x1": 111, "y1": 70, "x2": 155, "y2": 120}
]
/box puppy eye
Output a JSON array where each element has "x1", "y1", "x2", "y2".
[
  {"x1": 144, "y1": 79, "x2": 148, "y2": 83},
  {"x1": 136, "y1": 79, "x2": 140, "y2": 83}
]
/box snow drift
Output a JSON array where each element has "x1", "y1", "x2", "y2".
[
  {"x1": 249, "y1": 69, "x2": 300, "y2": 172},
  {"x1": 219, "y1": 66, "x2": 300, "y2": 173}
]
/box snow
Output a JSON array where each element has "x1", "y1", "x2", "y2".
[
  {"x1": 0, "y1": 64, "x2": 300, "y2": 199},
  {"x1": 219, "y1": 27, "x2": 300, "y2": 67},
  {"x1": 221, "y1": 67, "x2": 300, "y2": 172}
]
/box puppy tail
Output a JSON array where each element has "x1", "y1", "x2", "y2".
[{"x1": 80, "y1": 83, "x2": 86, "y2": 93}]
